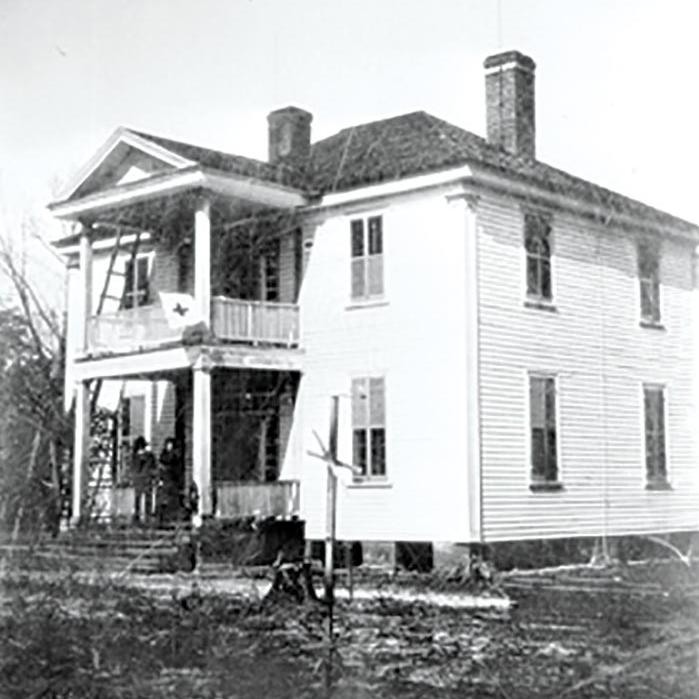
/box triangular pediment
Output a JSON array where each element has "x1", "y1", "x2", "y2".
[{"x1": 60, "y1": 128, "x2": 197, "y2": 202}]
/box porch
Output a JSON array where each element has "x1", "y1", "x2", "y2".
[{"x1": 76, "y1": 367, "x2": 301, "y2": 526}]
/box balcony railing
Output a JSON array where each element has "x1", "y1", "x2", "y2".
[
  {"x1": 85, "y1": 297, "x2": 300, "y2": 355},
  {"x1": 211, "y1": 296, "x2": 299, "y2": 346},
  {"x1": 216, "y1": 480, "x2": 300, "y2": 519},
  {"x1": 87, "y1": 305, "x2": 181, "y2": 354}
]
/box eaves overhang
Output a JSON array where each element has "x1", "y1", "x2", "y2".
[
  {"x1": 48, "y1": 165, "x2": 309, "y2": 223},
  {"x1": 466, "y1": 165, "x2": 699, "y2": 242}
]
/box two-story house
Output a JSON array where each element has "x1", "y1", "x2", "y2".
[{"x1": 51, "y1": 50, "x2": 699, "y2": 563}]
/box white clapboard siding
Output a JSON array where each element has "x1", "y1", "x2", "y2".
[
  {"x1": 286, "y1": 190, "x2": 473, "y2": 543},
  {"x1": 477, "y1": 192, "x2": 699, "y2": 542}
]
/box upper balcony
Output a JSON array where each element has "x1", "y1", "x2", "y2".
[{"x1": 86, "y1": 296, "x2": 300, "y2": 356}]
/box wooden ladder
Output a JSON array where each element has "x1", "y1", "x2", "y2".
[{"x1": 89, "y1": 226, "x2": 143, "y2": 413}]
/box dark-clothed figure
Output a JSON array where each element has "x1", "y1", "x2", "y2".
[
  {"x1": 157, "y1": 437, "x2": 183, "y2": 524},
  {"x1": 132, "y1": 436, "x2": 156, "y2": 523}
]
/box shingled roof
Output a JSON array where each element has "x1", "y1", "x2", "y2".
[
  {"x1": 306, "y1": 111, "x2": 698, "y2": 235},
  {"x1": 131, "y1": 112, "x2": 697, "y2": 236},
  {"x1": 130, "y1": 130, "x2": 304, "y2": 189}
]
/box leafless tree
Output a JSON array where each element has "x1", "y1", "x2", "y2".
[{"x1": 0, "y1": 223, "x2": 71, "y2": 537}]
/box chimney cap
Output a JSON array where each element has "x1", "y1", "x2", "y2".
[
  {"x1": 484, "y1": 50, "x2": 536, "y2": 72},
  {"x1": 267, "y1": 105, "x2": 313, "y2": 123}
]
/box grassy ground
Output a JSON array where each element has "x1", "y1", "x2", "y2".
[{"x1": 0, "y1": 560, "x2": 697, "y2": 698}]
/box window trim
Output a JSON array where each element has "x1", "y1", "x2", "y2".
[
  {"x1": 522, "y1": 210, "x2": 555, "y2": 308},
  {"x1": 637, "y1": 239, "x2": 662, "y2": 327},
  {"x1": 351, "y1": 374, "x2": 388, "y2": 482},
  {"x1": 526, "y1": 371, "x2": 564, "y2": 491},
  {"x1": 641, "y1": 382, "x2": 671, "y2": 490},
  {"x1": 349, "y1": 213, "x2": 386, "y2": 303}
]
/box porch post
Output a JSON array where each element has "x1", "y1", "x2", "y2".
[
  {"x1": 194, "y1": 195, "x2": 211, "y2": 327},
  {"x1": 78, "y1": 225, "x2": 93, "y2": 353},
  {"x1": 192, "y1": 365, "x2": 212, "y2": 525},
  {"x1": 71, "y1": 379, "x2": 90, "y2": 525}
]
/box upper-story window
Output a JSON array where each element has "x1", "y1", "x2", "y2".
[
  {"x1": 122, "y1": 256, "x2": 150, "y2": 309},
  {"x1": 259, "y1": 239, "x2": 280, "y2": 302},
  {"x1": 350, "y1": 215, "x2": 384, "y2": 300},
  {"x1": 638, "y1": 241, "x2": 661, "y2": 324},
  {"x1": 524, "y1": 212, "x2": 552, "y2": 302},
  {"x1": 352, "y1": 376, "x2": 387, "y2": 478}
]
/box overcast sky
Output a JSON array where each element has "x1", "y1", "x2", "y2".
[{"x1": 2, "y1": 0, "x2": 699, "y2": 301}]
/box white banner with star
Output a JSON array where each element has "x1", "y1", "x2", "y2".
[{"x1": 159, "y1": 292, "x2": 202, "y2": 329}]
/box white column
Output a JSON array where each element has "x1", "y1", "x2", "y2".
[
  {"x1": 194, "y1": 196, "x2": 211, "y2": 326},
  {"x1": 78, "y1": 226, "x2": 93, "y2": 353},
  {"x1": 71, "y1": 380, "x2": 90, "y2": 525},
  {"x1": 463, "y1": 194, "x2": 482, "y2": 543},
  {"x1": 191, "y1": 365, "x2": 212, "y2": 524}
]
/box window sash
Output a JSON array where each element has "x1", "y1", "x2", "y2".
[
  {"x1": 350, "y1": 216, "x2": 384, "y2": 299},
  {"x1": 530, "y1": 376, "x2": 557, "y2": 482},
  {"x1": 352, "y1": 376, "x2": 386, "y2": 477},
  {"x1": 638, "y1": 244, "x2": 660, "y2": 321},
  {"x1": 122, "y1": 257, "x2": 150, "y2": 309},
  {"x1": 524, "y1": 214, "x2": 552, "y2": 301},
  {"x1": 644, "y1": 387, "x2": 667, "y2": 481}
]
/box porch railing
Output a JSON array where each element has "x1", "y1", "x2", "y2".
[
  {"x1": 110, "y1": 480, "x2": 300, "y2": 520},
  {"x1": 211, "y1": 296, "x2": 300, "y2": 346},
  {"x1": 85, "y1": 297, "x2": 300, "y2": 355},
  {"x1": 216, "y1": 480, "x2": 300, "y2": 519}
]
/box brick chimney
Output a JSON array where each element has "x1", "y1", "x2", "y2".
[
  {"x1": 484, "y1": 50, "x2": 536, "y2": 159},
  {"x1": 267, "y1": 106, "x2": 312, "y2": 165}
]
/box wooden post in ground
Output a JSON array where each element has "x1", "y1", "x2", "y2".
[{"x1": 324, "y1": 395, "x2": 340, "y2": 610}]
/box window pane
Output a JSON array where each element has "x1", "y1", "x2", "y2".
[
  {"x1": 353, "y1": 429, "x2": 367, "y2": 476},
  {"x1": 529, "y1": 377, "x2": 545, "y2": 428},
  {"x1": 369, "y1": 377, "x2": 385, "y2": 425},
  {"x1": 351, "y1": 220, "x2": 364, "y2": 258},
  {"x1": 541, "y1": 259, "x2": 552, "y2": 300},
  {"x1": 531, "y1": 427, "x2": 545, "y2": 478},
  {"x1": 638, "y1": 243, "x2": 658, "y2": 279},
  {"x1": 370, "y1": 428, "x2": 386, "y2": 476},
  {"x1": 351, "y1": 258, "x2": 366, "y2": 299},
  {"x1": 544, "y1": 378, "x2": 556, "y2": 427},
  {"x1": 367, "y1": 255, "x2": 384, "y2": 296},
  {"x1": 368, "y1": 217, "x2": 383, "y2": 255},
  {"x1": 352, "y1": 378, "x2": 368, "y2": 427},
  {"x1": 546, "y1": 428, "x2": 558, "y2": 481},
  {"x1": 527, "y1": 256, "x2": 540, "y2": 296}
]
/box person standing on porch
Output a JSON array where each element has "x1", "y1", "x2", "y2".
[
  {"x1": 132, "y1": 436, "x2": 156, "y2": 524},
  {"x1": 157, "y1": 437, "x2": 182, "y2": 524}
]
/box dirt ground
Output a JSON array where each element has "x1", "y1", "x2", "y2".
[{"x1": 0, "y1": 558, "x2": 698, "y2": 698}]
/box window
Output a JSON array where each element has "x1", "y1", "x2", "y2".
[
  {"x1": 122, "y1": 256, "x2": 150, "y2": 309},
  {"x1": 259, "y1": 239, "x2": 280, "y2": 302},
  {"x1": 352, "y1": 377, "x2": 386, "y2": 478},
  {"x1": 643, "y1": 385, "x2": 668, "y2": 487},
  {"x1": 350, "y1": 215, "x2": 384, "y2": 300},
  {"x1": 524, "y1": 213, "x2": 552, "y2": 302},
  {"x1": 529, "y1": 375, "x2": 559, "y2": 487},
  {"x1": 638, "y1": 241, "x2": 660, "y2": 323}
]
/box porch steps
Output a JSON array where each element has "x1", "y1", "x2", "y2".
[{"x1": 0, "y1": 525, "x2": 194, "y2": 575}]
